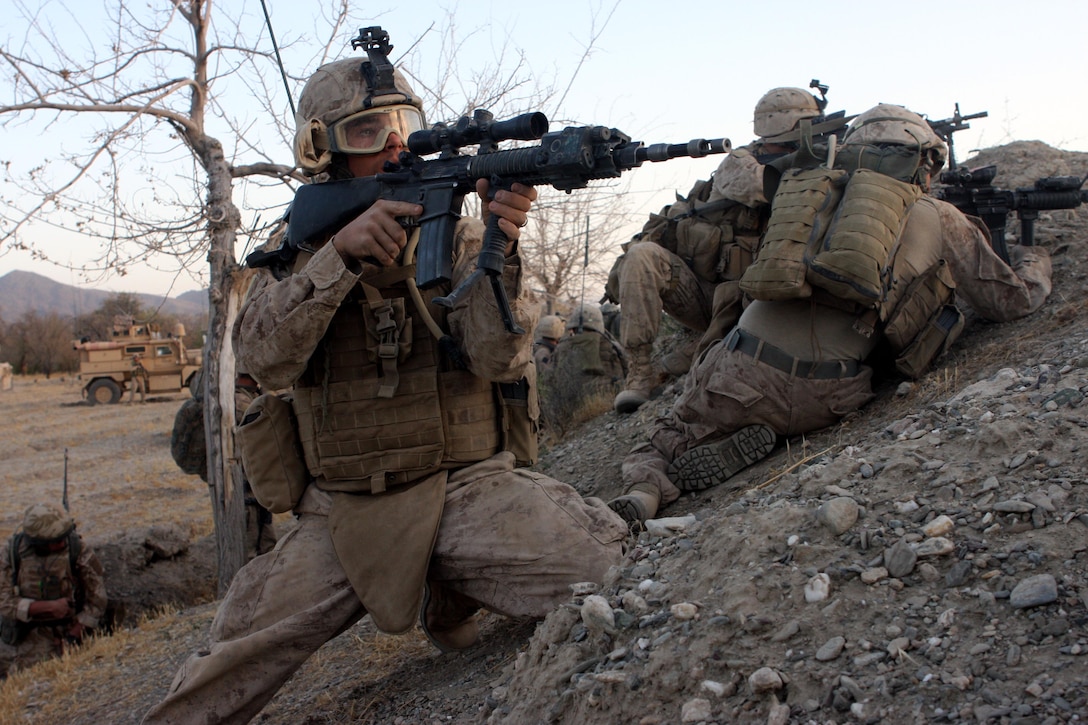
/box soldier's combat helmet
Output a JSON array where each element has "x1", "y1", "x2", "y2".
[
  {"x1": 753, "y1": 87, "x2": 821, "y2": 141},
  {"x1": 22, "y1": 503, "x2": 75, "y2": 543},
  {"x1": 566, "y1": 304, "x2": 605, "y2": 334},
  {"x1": 842, "y1": 103, "x2": 948, "y2": 175},
  {"x1": 293, "y1": 32, "x2": 425, "y2": 176},
  {"x1": 536, "y1": 315, "x2": 565, "y2": 342}
]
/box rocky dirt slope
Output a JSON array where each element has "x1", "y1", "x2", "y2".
[
  {"x1": 1, "y1": 141, "x2": 1086, "y2": 725},
  {"x1": 485, "y1": 142, "x2": 1088, "y2": 724}
]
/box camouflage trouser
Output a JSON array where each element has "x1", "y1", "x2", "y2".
[
  {"x1": 0, "y1": 625, "x2": 67, "y2": 678},
  {"x1": 622, "y1": 342, "x2": 875, "y2": 508},
  {"x1": 608, "y1": 243, "x2": 717, "y2": 350},
  {"x1": 142, "y1": 453, "x2": 628, "y2": 725},
  {"x1": 244, "y1": 503, "x2": 278, "y2": 560}
]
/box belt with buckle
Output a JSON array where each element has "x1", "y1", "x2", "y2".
[{"x1": 724, "y1": 328, "x2": 859, "y2": 380}]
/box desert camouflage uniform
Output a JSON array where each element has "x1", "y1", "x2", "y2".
[
  {"x1": 541, "y1": 327, "x2": 628, "y2": 425},
  {"x1": 0, "y1": 532, "x2": 107, "y2": 677},
  {"x1": 142, "y1": 219, "x2": 628, "y2": 724},
  {"x1": 609, "y1": 143, "x2": 771, "y2": 358},
  {"x1": 620, "y1": 197, "x2": 1053, "y2": 517}
]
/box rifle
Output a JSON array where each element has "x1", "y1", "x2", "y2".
[
  {"x1": 926, "y1": 103, "x2": 988, "y2": 171},
  {"x1": 936, "y1": 164, "x2": 1088, "y2": 263},
  {"x1": 265, "y1": 111, "x2": 729, "y2": 334}
]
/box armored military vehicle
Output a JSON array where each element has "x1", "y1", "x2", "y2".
[{"x1": 74, "y1": 316, "x2": 202, "y2": 404}]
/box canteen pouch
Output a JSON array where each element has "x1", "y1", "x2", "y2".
[{"x1": 236, "y1": 392, "x2": 310, "y2": 513}]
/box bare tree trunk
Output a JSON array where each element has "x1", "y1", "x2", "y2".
[{"x1": 200, "y1": 135, "x2": 247, "y2": 594}]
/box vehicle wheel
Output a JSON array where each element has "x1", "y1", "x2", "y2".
[{"x1": 87, "y1": 378, "x2": 123, "y2": 405}]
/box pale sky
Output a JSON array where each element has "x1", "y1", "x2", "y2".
[{"x1": 2, "y1": 0, "x2": 1086, "y2": 297}]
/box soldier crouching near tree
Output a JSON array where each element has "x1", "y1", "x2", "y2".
[{"x1": 142, "y1": 29, "x2": 627, "y2": 724}]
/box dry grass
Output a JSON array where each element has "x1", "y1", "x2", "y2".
[
  {"x1": 539, "y1": 367, "x2": 618, "y2": 443},
  {"x1": 0, "y1": 375, "x2": 213, "y2": 544}
]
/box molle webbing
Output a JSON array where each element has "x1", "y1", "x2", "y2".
[
  {"x1": 739, "y1": 167, "x2": 848, "y2": 300},
  {"x1": 806, "y1": 169, "x2": 923, "y2": 306},
  {"x1": 293, "y1": 285, "x2": 500, "y2": 493}
]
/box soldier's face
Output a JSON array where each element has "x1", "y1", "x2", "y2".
[{"x1": 346, "y1": 132, "x2": 405, "y2": 178}]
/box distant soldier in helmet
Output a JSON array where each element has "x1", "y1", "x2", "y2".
[
  {"x1": 144, "y1": 28, "x2": 626, "y2": 724},
  {"x1": 607, "y1": 103, "x2": 1053, "y2": 525},
  {"x1": 549, "y1": 304, "x2": 627, "y2": 385},
  {"x1": 605, "y1": 86, "x2": 847, "y2": 414},
  {"x1": 541, "y1": 304, "x2": 627, "y2": 417},
  {"x1": 0, "y1": 503, "x2": 107, "y2": 677},
  {"x1": 533, "y1": 314, "x2": 565, "y2": 371}
]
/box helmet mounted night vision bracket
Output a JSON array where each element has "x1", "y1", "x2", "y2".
[{"x1": 351, "y1": 26, "x2": 401, "y2": 107}]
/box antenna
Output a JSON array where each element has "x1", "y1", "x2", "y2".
[
  {"x1": 258, "y1": 0, "x2": 296, "y2": 117},
  {"x1": 578, "y1": 216, "x2": 589, "y2": 333},
  {"x1": 63, "y1": 448, "x2": 69, "y2": 512}
]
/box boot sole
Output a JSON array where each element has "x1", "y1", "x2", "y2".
[
  {"x1": 667, "y1": 424, "x2": 777, "y2": 492},
  {"x1": 608, "y1": 495, "x2": 648, "y2": 527}
]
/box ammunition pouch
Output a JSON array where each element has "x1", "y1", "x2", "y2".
[
  {"x1": 237, "y1": 392, "x2": 310, "y2": 514},
  {"x1": 740, "y1": 167, "x2": 848, "y2": 300},
  {"x1": 883, "y1": 260, "x2": 964, "y2": 378},
  {"x1": 892, "y1": 304, "x2": 965, "y2": 379},
  {"x1": 806, "y1": 169, "x2": 923, "y2": 306},
  {"x1": 498, "y1": 376, "x2": 539, "y2": 467}
]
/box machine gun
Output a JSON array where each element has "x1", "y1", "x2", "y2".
[
  {"x1": 936, "y1": 164, "x2": 1088, "y2": 263},
  {"x1": 927, "y1": 102, "x2": 1087, "y2": 262},
  {"x1": 272, "y1": 111, "x2": 729, "y2": 333},
  {"x1": 926, "y1": 103, "x2": 988, "y2": 171}
]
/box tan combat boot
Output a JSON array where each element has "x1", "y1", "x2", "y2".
[
  {"x1": 607, "y1": 489, "x2": 660, "y2": 527},
  {"x1": 667, "y1": 424, "x2": 777, "y2": 492},
  {"x1": 613, "y1": 345, "x2": 659, "y2": 414},
  {"x1": 420, "y1": 582, "x2": 481, "y2": 653}
]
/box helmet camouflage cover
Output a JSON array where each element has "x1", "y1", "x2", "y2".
[
  {"x1": 22, "y1": 502, "x2": 75, "y2": 542},
  {"x1": 294, "y1": 57, "x2": 424, "y2": 176},
  {"x1": 842, "y1": 103, "x2": 948, "y2": 173},
  {"x1": 566, "y1": 304, "x2": 605, "y2": 334},
  {"x1": 536, "y1": 315, "x2": 565, "y2": 341},
  {"x1": 753, "y1": 87, "x2": 821, "y2": 140}
]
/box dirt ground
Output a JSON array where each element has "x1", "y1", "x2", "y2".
[{"x1": 1, "y1": 141, "x2": 1087, "y2": 724}]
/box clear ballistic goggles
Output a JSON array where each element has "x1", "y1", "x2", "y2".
[{"x1": 326, "y1": 105, "x2": 426, "y2": 155}]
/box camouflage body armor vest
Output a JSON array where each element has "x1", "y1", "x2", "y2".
[
  {"x1": 12, "y1": 535, "x2": 79, "y2": 604},
  {"x1": 291, "y1": 274, "x2": 512, "y2": 494},
  {"x1": 1, "y1": 532, "x2": 83, "y2": 645},
  {"x1": 634, "y1": 175, "x2": 766, "y2": 285}
]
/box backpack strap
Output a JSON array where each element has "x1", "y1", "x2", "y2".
[
  {"x1": 67, "y1": 531, "x2": 85, "y2": 612},
  {"x1": 8, "y1": 533, "x2": 22, "y2": 590}
]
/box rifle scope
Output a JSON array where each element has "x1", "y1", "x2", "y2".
[
  {"x1": 408, "y1": 111, "x2": 549, "y2": 156},
  {"x1": 939, "y1": 164, "x2": 997, "y2": 187}
]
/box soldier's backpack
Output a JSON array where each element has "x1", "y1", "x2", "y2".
[
  {"x1": 739, "y1": 133, "x2": 963, "y2": 377},
  {"x1": 171, "y1": 397, "x2": 208, "y2": 481},
  {"x1": 1, "y1": 530, "x2": 84, "y2": 645},
  {"x1": 623, "y1": 175, "x2": 764, "y2": 285}
]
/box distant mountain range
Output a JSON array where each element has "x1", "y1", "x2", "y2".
[{"x1": 0, "y1": 270, "x2": 208, "y2": 320}]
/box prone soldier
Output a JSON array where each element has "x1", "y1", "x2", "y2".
[{"x1": 605, "y1": 84, "x2": 850, "y2": 413}]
